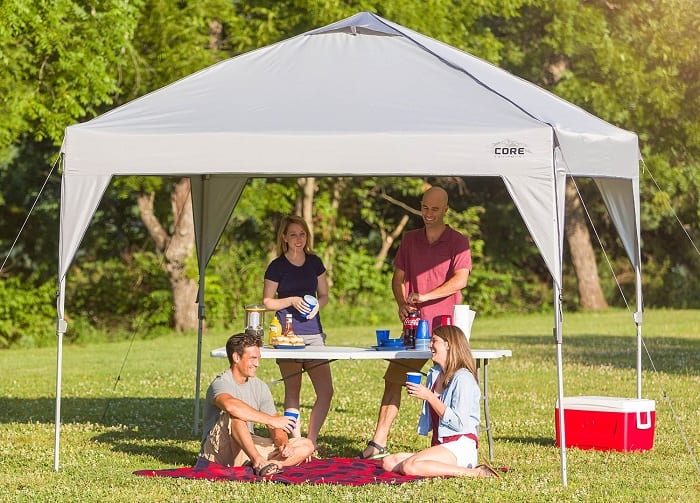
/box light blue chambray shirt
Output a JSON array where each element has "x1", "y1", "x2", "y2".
[{"x1": 416, "y1": 365, "x2": 480, "y2": 442}]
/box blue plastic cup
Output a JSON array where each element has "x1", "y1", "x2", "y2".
[
  {"x1": 283, "y1": 409, "x2": 300, "y2": 435},
  {"x1": 284, "y1": 409, "x2": 299, "y2": 424},
  {"x1": 301, "y1": 295, "x2": 318, "y2": 318},
  {"x1": 416, "y1": 319, "x2": 430, "y2": 339},
  {"x1": 376, "y1": 329, "x2": 390, "y2": 346},
  {"x1": 415, "y1": 319, "x2": 430, "y2": 350},
  {"x1": 406, "y1": 372, "x2": 422, "y2": 385}
]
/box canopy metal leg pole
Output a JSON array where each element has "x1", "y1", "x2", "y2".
[
  {"x1": 480, "y1": 358, "x2": 495, "y2": 461},
  {"x1": 193, "y1": 302, "x2": 204, "y2": 436},
  {"x1": 635, "y1": 266, "x2": 643, "y2": 398},
  {"x1": 193, "y1": 175, "x2": 209, "y2": 436},
  {"x1": 54, "y1": 279, "x2": 67, "y2": 471},
  {"x1": 53, "y1": 331, "x2": 63, "y2": 472},
  {"x1": 554, "y1": 283, "x2": 568, "y2": 486}
]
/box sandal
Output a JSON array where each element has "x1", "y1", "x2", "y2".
[
  {"x1": 358, "y1": 440, "x2": 389, "y2": 460},
  {"x1": 254, "y1": 462, "x2": 283, "y2": 477},
  {"x1": 475, "y1": 462, "x2": 501, "y2": 478}
]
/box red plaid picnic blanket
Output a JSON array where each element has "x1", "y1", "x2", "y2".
[{"x1": 134, "y1": 457, "x2": 423, "y2": 485}]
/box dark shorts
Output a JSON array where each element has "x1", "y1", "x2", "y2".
[{"x1": 384, "y1": 359, "x2": 428, "y2": 384}]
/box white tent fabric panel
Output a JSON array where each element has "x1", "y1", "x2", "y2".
[
  {"x1": 594, "y1": 177, "x2": 642, "y2": 270},
  {"x1": 503, "y1": 170, "x2": 566, "y2": 286},
  {"x1": 191, "y1": 175, "x2": 247, "y2": 269},
  {"x1": 555, "y1": 130, "x2": 641, "y2": 178},
  {"x1": 60, "y1": 36, "x2": 552, "y2": 177},
  {"x1": 367, "y1": 14, "x2": 641, "y2": 178},
  {"x1": 58, "y1": 174, "x2": 111, "y2": 281},
  {"x1": 61, "y1": 128, "x2": 556, "y2": 176}
]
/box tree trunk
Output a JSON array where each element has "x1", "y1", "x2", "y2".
[
  {"x1": 565, "y1": 179, "x2": 608, "y2": 310},
  {"x1": 374, "y1": 192, "x2": 421, "y2": 268},
  {"x1": 136, "y1": 177, "x2": 198, "y2": 331},
  {"x1": 375, "y1": 214, "x2": 409, "y2": 268}
]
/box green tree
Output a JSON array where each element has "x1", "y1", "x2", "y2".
[
  {"x1": 3, "y1": 0, "x2": 698, "y2": 347},
  {"x1": 0, "y1": 0, "x2": 142, "y2": 162},
  {"x1": 1, "y1": 1, "x2": 144, "y2": 282},
  {"x1": 490, "y1": 0, "x2": 699, "y2": 308},
  {"x1": 93, "y1": 1, "x2": 260, "y2": 331}
]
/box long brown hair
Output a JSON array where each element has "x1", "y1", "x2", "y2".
[
  {"x1": 432, "y1": 325, "x2": 478, "y2": 385},
  {"x1": 276, "y1": 215, "x2": 314, "y2": 256}
]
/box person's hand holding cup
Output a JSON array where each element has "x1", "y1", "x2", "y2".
[
  {"x1": 405, "y1": 372, "x2": 425, "y2": 398},
  {"x1": 283, "y1": 408, "x2": 300, "y2": 437},
  {"x1": 301, "y1": 295, "x2": 318, "y2": 319},
  {"x1": 273, "y1": 414, "x2": 296, "y2": 434}
]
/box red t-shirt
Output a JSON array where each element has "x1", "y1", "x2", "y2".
[{"x1": 394, "y1": 226, "x2": 471, "y2": 331}]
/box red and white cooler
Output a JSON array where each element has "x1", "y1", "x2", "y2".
[{"x1": 555, "y1": 396, "x2": 656, "y2": 452}]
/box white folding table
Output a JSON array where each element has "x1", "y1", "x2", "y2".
[{"x1": 210, "y1": 345, "x2": 512, "y2": 460}]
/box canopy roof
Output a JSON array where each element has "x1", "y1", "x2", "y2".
[{"x1": 59, "y1": 11, "x2": 641, "y2": 286}]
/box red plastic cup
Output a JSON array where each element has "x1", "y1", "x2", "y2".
[{"x1": 432, "y1": 315, "x2": 452, "y2": 329}]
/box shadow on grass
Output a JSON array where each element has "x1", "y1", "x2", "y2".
[
  {"x1": 0, "y1": 396, "x2": 364, "y2": 465},
  {"x1": 0, "y1": 397, "x2": 195, "y2": 431},
  {"x1": 498, "y1": 435, "x2": 556, "y2": 448},
  {"x1": 490, "y1": 334, "x2": 700, "y2": 375},
  {"x1": 0, "y1": 396, "x2": 208, "y2": 464},
  {"x1": 315, "y1": 433, "x2": 373, "y2": 458},
  {"x1": 92, "y1": 428, "x2": 199, "y2": 466}
]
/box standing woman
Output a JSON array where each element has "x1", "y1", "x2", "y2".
[
  {"x1": 263, "y1": 215, "x2": 333, "y2": 449},
  {"x1": 381, "y1": 325, "x2": 499, "y2": 478}
]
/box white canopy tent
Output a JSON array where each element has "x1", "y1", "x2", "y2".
[{"x1": 55, "y1": 12, "x2": 643, "y2": 484}]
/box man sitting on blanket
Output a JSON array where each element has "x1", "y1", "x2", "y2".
[{"x1": 199, "y1": 332, "x2": 315, "y2": 476}]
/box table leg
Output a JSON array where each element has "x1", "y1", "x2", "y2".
[{"x1": 478, "y1": 358, "x2": 494, "y2": 461}]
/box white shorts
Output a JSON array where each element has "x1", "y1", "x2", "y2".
[{"x1": 441, "y1": 435, "x2": 478, "y2": 468}]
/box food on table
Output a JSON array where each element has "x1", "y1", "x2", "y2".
[{"x1": 271, "y1": 334, "x2": 305, "y2": 346}]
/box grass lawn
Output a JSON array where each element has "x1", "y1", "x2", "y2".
[{"x1": 0, "y1": 309, "x2": 698, "y2": 502}]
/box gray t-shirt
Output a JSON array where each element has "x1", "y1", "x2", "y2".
[{"x1": 201, "y1": 369, "x2": 276, "y2": 441}]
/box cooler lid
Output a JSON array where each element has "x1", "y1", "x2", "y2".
[{"x1": 556, "y1": 395, "x2": 656, "y2": 412}]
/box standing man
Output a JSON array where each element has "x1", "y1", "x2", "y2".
[
  {"x1": 199, "y1": 333, "x2": 315, "y2": 476},
  {"x1": 360, "y1": 186, "x2": 472, "y2": 460}
]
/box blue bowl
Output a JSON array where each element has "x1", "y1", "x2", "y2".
[{"x1": 382, "y1": 338, "x2": 405, "y2": 347}]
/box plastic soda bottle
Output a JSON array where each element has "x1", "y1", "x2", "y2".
[{"x1": 402, "y1": 311, "x2": 420, "y2": 348}]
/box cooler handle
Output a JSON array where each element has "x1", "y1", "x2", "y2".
[{"x1": 636, "y1": 411, "x2": 652, "y2": 430}]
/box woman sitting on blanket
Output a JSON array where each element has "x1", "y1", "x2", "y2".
[{"x1": 382, "y1": 325, "x2": 499, "y2": 478}]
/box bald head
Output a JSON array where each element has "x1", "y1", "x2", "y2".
[
  {"x1": 421, "y1": 186, "x2": 448, "y2": 207},
  {"x1": 420, "y1": 186, "x2": 449, "y2": 229}
]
